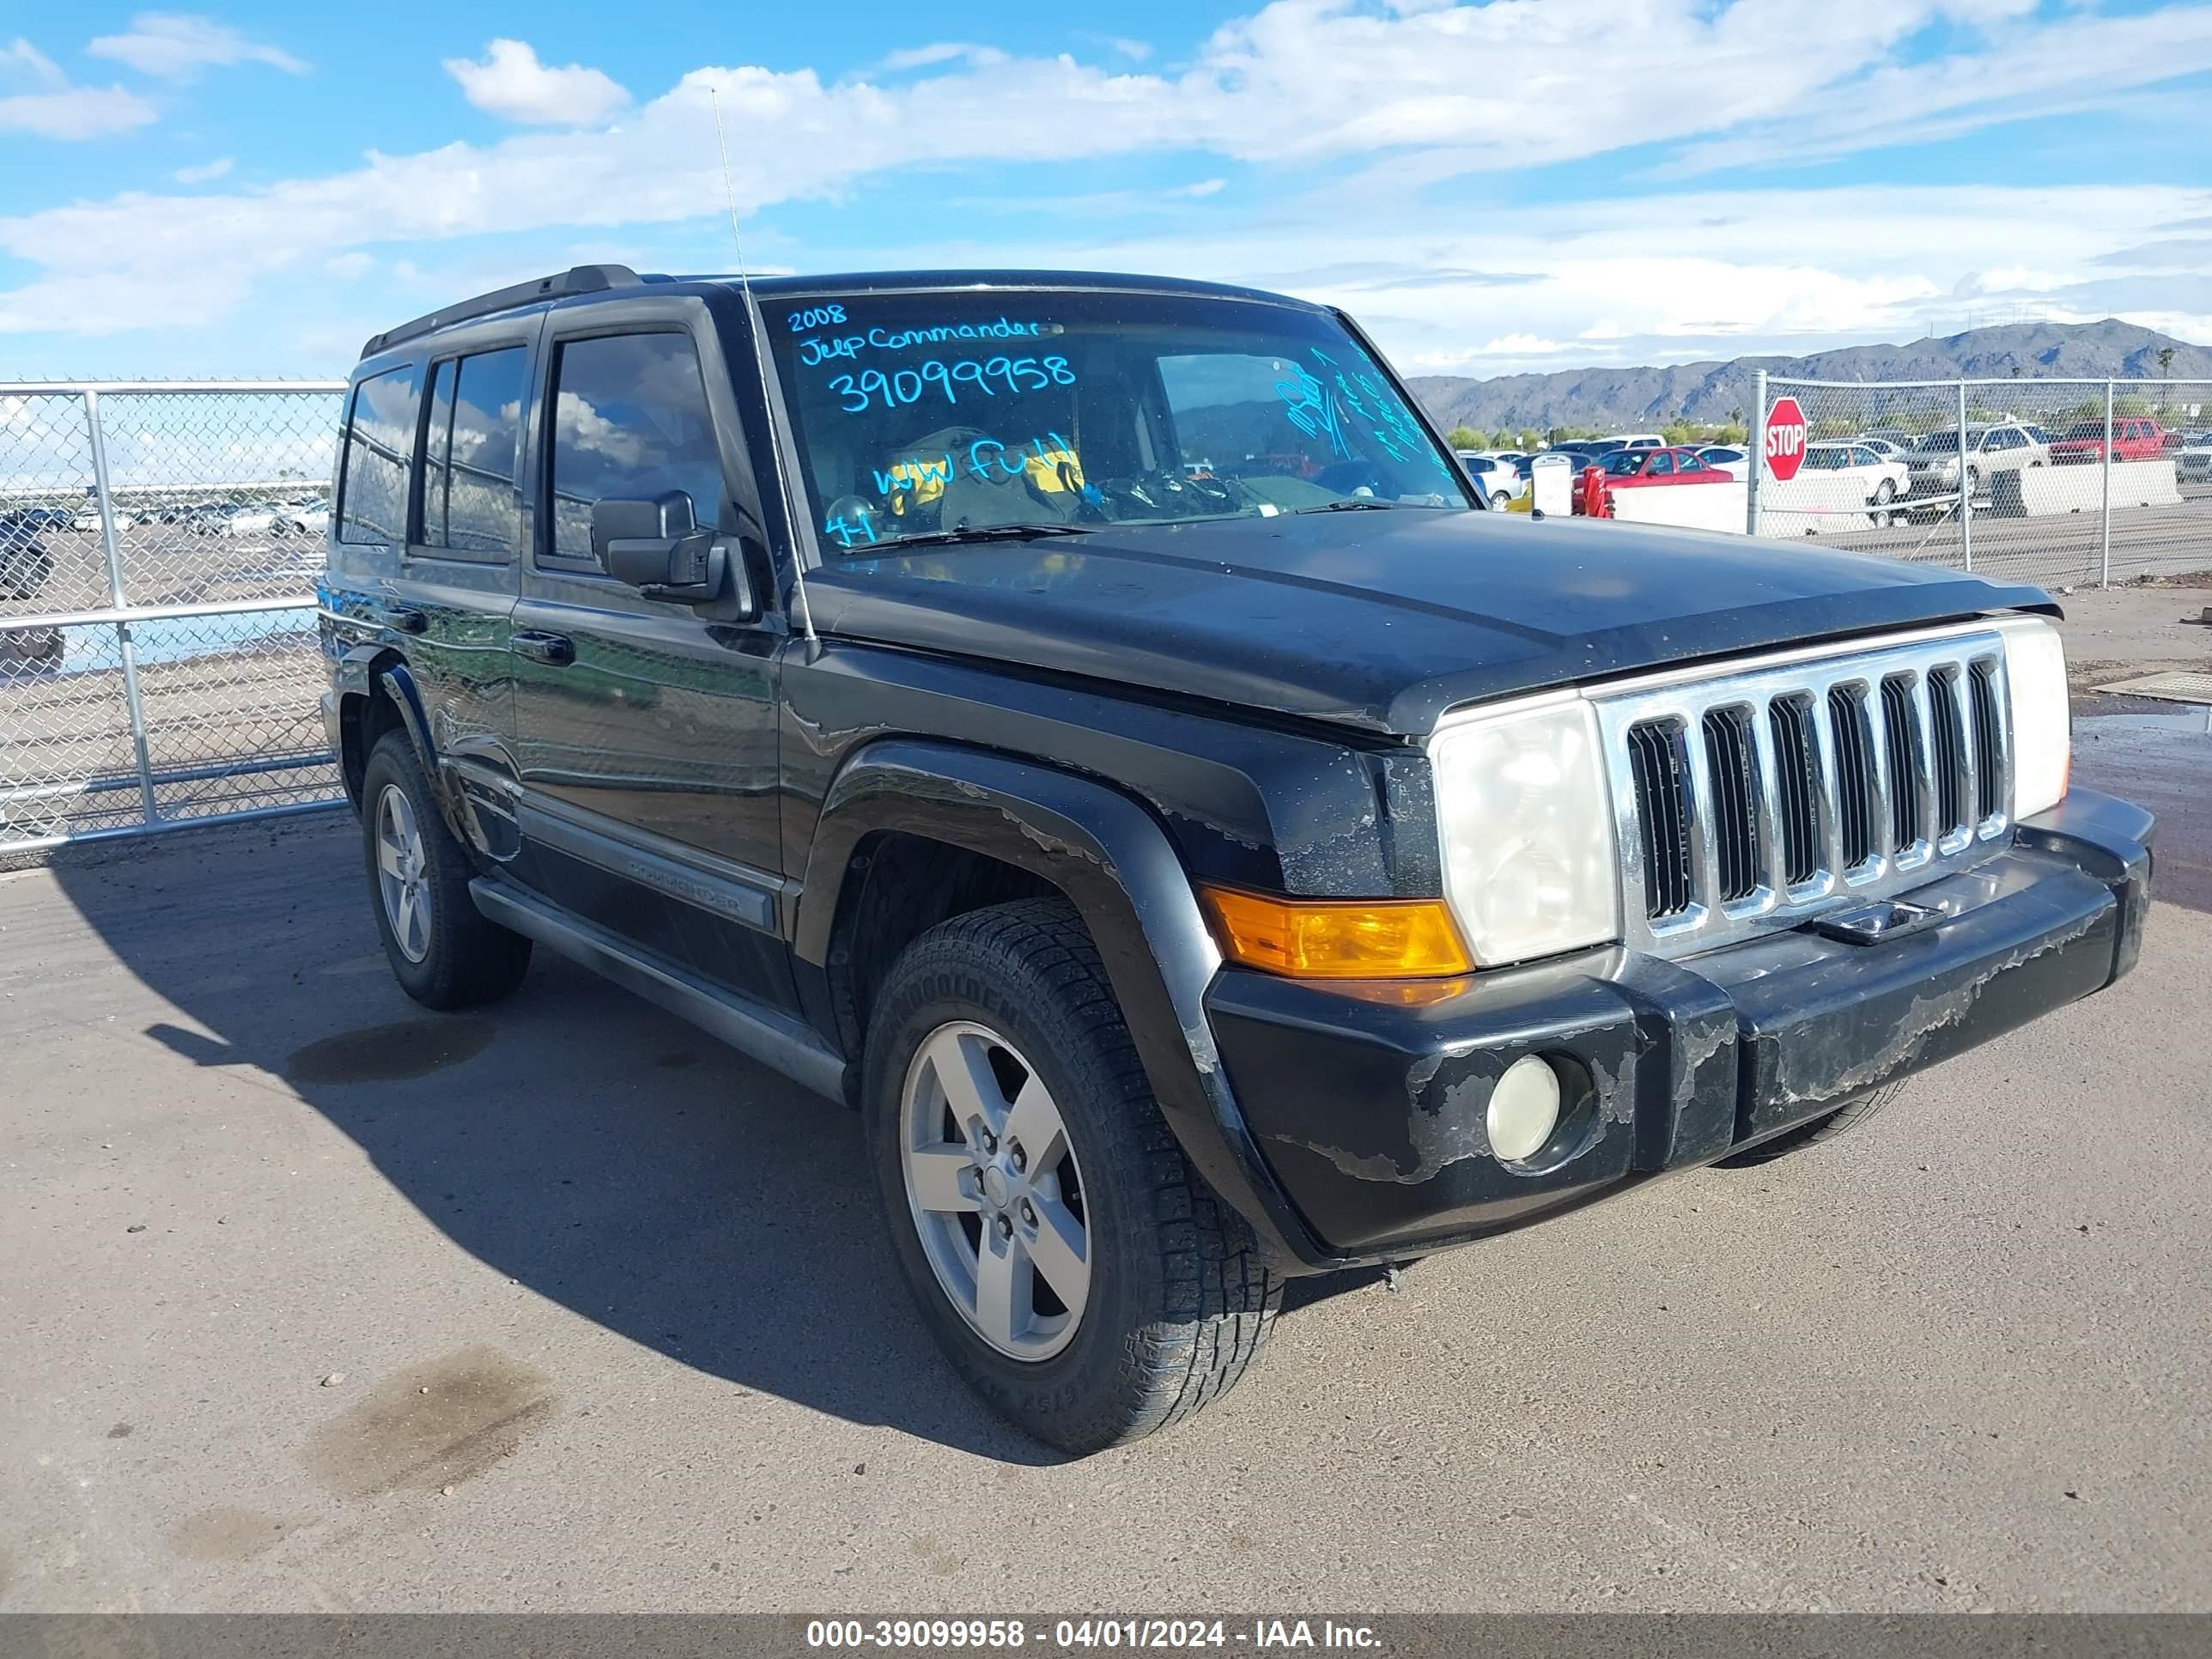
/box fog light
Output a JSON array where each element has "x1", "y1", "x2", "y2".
[{"x1": 1488, "y1": 1055, "x2": 1562, "y2": 1163}]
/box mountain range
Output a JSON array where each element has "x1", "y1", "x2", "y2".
[{"x1": 1405, "y1": 319, "x2": 2212, "y2": 436}]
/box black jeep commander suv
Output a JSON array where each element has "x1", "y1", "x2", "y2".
[{"x1": 319, "y1": 264, "x2": 2153, "y2": 1453}]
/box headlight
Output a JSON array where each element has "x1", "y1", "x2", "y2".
[
  {"x1": 1428, "y1": 691, "x2": 1620, "y2": 966},
  {"x1": 1993, "y1": 613, "x2": 2069, "y2": 818}
]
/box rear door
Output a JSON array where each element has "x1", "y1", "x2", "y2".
[
  {"x1": 508, "y1": 295, "x2": 795, "y2": 1012},
  {"x1": 400, "y1": 326, "x2": 533, "y2": 804}
]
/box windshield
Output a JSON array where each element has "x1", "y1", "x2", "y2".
[
  {"x1": 1915, "y1": 432, "x2": 1961, "y2": 453},
  {"x1": 2063, "y1": 422, "x2": 2107, "y2": 440},
  {"x1": 760, "y1": 289, "x2": 1468, "y2": 554}
]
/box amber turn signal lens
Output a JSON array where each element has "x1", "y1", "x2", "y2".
[{"x1": 1198, "y1": 886, "x2": 1474, "y2": 978}]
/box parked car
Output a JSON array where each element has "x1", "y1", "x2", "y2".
[
  {"x1": 2177, "y1": 432, "x2": 2212, "y2": 483},
  {"x1": 1693, "y1": 445, "x2": 1747, "y2": 478},
  {"x1": 1904, "y1": 421, "x2": 2046, "y2": 507},
  {"x1": 218, "y1": 503, "x2": 278, "y2": 537},
  {"x1": 1852, "y1": 436, "x2": 1908, "y2": 463},
  {"x1": 271, "y1": 498, "x2": 331, "y2": 536},
  {"x1": 1577, "y1": 447, "x2": 1734, "y2": 509},
  {"x1": 70, "y1": 506, "x2": 136, "y2": 532},
  {"x1": 1609, "y1": 433, "x2": 1664, "y2": 450},
  {"x1": 1455, "y1": 452, "x2": 1522, "y2": 509},
  {"x1": 2047, "y1": 416, "x2": 2167, "y2": 465},
  {"x1": 0, "y1": 512, "x2": 55, "y2": 601},
  {"x1": 1857, "y1": 428, "x2": 1914, "y2": 453},
  {"x1": 1792, "y1": 441, "x2": 1912, "y2": 520},
  {"x1": 322, "y1": 262, "x2": 2147, "y2": 1455}
]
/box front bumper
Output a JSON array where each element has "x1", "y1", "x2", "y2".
[{"x1": 1205, "y1": 787, "x2": 2154, "y2": 1267}]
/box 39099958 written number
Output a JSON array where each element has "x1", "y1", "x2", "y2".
[{"x1": 828, "y1": 356, "x2": 1076, "y2": 416}]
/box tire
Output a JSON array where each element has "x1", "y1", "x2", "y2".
[
  {"x1": 863, "y1": 896, "x2": 1279, "y2": 1455},
  {"x1": 1712, "y1": 1083, "x2": 1905, "y2": 1169},
  {"x1": 1869, "y1": 478, "x2": 1896, "y2": 526},
  {"x1": 1964, "y1": 465, "x2": 1981, "y2": 507},
  {"x1": 360, "y1": 728, "x2": 532, "y2": 1009}
]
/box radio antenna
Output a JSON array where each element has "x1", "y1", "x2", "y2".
[{"x1": 710, "y1": 85, "x2": 815, "y2": 641}]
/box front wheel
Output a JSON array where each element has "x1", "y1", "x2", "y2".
[{"x1": 864, "y1": 898, "x2": 1279, "y2": 1454}]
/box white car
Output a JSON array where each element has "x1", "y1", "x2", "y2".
[
  {"x1": 1853, "y1": 436, "x2": 1909, "y2": 463},
  {"x1": 1455, "y1": 452, "x2": 1526, "y2": 509},
  {"x1": 271, "y1": 499, "x2": 330, "y2": 536},
  {"x1": 1795, "y1": 441, "x2": 1912, "y2": 520},
  {"x1": 219, "y1": 504, "x2": 278, "y2": 537},
  {"x1": 71, "y1": 507, "x2": 136, "y2": 532},
  {"x1": 2178, "y1": 433, "x2": 2212, "y2": 483},
  {"x1": 1694, "y1": 445, "x2": 1747, "y2": 479}
]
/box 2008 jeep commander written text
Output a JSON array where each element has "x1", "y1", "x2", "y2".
[{"x1": 319, "y1": 265, "x2": 2154, "y2": 1454}]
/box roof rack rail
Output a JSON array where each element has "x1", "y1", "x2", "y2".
[{"x1": 358, "y1": 264, "x2": 644, "y2": 359}]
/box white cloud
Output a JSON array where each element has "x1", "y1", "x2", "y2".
[
  {"x1": 324, "y1": 252, "x2": 373, "y2": 279},
  {"x1": 4, "y1": 0, "x2": 2211, "y2": 356},
  {"x1": 0, "y1": 82, "x2": 156, "y2": 139},
  {"x1": 173, "y1": 155, "x2": 233, "y2": 183},
  {"x1": 0, "y1": 37, "x2": 157, "y2": 138},
  {"x1": 443, "y1": 39, "x2": 630, "y2": 126},
  {"x1": 87, "y1": 12, "x2": 306, "y2": 79},
  {"x1": 875, "y1": 43, "x2": 1009, "y2": 73}
]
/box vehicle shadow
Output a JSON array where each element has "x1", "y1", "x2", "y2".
[{"x1": 47, "y1": 816, "x2": 1374, "y2": 1465}]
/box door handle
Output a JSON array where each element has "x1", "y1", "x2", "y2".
[
  {"x1": 368, "y1": 604, "x2": 426, "y2": 635},
  {"x1": 511, "y1": 630, "x2": 575, "y2": 666}
]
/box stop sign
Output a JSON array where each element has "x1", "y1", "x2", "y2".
[{"x1": 1764, "y1": 396, "x2": 1809, "y2": 482}]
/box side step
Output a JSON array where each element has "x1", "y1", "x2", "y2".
[{"x1": 469, "y1": 876, "x2": 848, "y2": 1103}]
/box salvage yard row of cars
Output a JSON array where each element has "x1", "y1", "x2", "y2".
[
  {"x1": 1528, "y1": 419, "x2": 2212, "y2": 525},
  {"x1": 2, "y1": 496, "x2": 331, "y2": 538}
]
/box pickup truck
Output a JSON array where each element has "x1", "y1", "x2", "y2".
[{"x1": 319, "y1": 265, "x2": 2154, "y2": 1454}]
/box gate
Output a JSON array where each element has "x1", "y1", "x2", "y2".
[{"x1": 1, "y1": 381, "x2": 349, "y2": 853}]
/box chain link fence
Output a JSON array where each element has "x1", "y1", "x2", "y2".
[
  {"x1": 1, "y1": 381, "x2": 347, "y2": 853},
  {"x1": 1750, "y1": 374, "x2": 2212, "y2": 586}
]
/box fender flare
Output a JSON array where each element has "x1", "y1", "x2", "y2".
[
  {"x1": 796, "y1": 738, "x2": 1327, "y2": 1267},
  {"x1": 336, "y1": 648, "x2": 464, "y2": 840}
]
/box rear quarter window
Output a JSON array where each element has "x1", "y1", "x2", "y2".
[{"x1": 337, "y1": 363, "x2": 422, "y2": 545}]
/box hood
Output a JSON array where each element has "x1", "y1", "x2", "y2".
[{"x1": 801, "y1": 508, "x2": 2052, "y2": 736}]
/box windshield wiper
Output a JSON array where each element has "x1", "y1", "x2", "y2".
[
  {"x1": 866, "y1": 521, "x2": 1095, "y2": 551},
  {"x1": 1290, "y1": 498, "x2": 1402, "y2": 514}
]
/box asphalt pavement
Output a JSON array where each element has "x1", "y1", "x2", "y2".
[{"x1": 0, "y1": 722, "x2": 2205, "y2": 1614}]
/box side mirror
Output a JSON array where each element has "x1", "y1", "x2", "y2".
[{"x1": 592, "y1": 491, "x2": 729, "y2": 604}]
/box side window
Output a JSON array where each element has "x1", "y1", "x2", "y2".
[
  {"x1": 337, "y1": 363, "x2": 422, "y2": 545},
  {"x1": 1646, "y1": 452, "x2": 1675, "y2": 477},
  {"x1": 418, "y1": 360, "x2": 457, "y2": 542},
  {"x1": 446, "y1": 348, "x2": 529, "y2": 556},
  {"x1": 546, "y1": 331, "x2": 727, "y2": 565},
  {"x1": 1674, "y1": 452, "x2": 1704, "y2": 473}
]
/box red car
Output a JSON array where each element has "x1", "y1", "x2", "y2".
[
  {"x1": 1572, "y1": 446, "x2": 1733, "y2": 514},
  {"x1": 2048, "y1": 416, "x2": 2166, "y2": 465}
]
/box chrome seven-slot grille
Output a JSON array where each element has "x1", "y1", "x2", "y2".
[{"x1": 1595, "y1": 627, "x2": 2012, "y2": 955}]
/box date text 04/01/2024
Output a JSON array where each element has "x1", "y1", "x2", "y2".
[{"x1": 803, "y1": 1619, "x2": 1382, "y2": 1650}]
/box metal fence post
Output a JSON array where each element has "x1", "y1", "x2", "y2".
[
  {"x1": 1958, "y1": 379, "x2": 1972, "y2": 573},
  {"x1": 1747, "y1": 369, "x2": 1765, "y2": 537},
  {"x1": 2099, "y1": 379, "x2": 2115, "y2": 588},
  {"x1": 82, "y1": 387, "x2": 161, "y2": 831}
]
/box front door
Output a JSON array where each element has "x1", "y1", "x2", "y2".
[{"x1": 509, "y1": 307, "x2": 793, "y2": 1012}]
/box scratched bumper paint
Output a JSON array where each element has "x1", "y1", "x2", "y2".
[{"x1": 1206, "y1": 787, "x2": 2154, "y2": 1263}]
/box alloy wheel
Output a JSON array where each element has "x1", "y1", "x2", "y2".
[
  {"x1": 374, "y1": 783, "x2": 432, "y2": 964},
  {"x1": 899, "y1": 1020, "x2": 1091, "y2": 1362}
]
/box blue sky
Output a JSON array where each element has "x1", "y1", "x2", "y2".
[{"x1": 3, "y1": 1, "x2": 2209, "y2": 380}]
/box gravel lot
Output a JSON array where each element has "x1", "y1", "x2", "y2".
[{"x1": 0, "y1": 711, "x2": 2205, "y2": 1614}]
